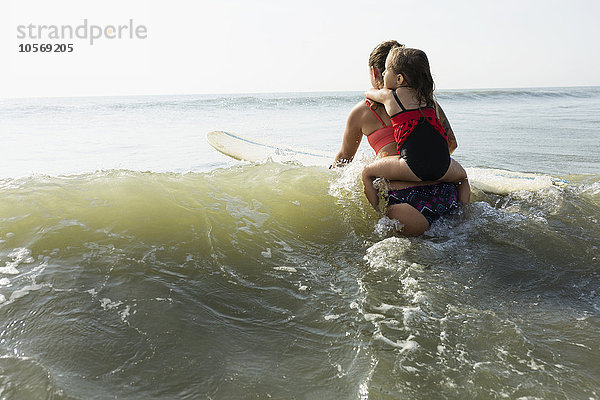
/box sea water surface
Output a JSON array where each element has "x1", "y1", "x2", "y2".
[{"x1": 0, "y1": 87, "x2": 599, "y2": 399}]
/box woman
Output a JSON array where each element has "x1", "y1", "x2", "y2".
[{"x1": 334, "y1": 40, "x2": 469, "y2": 236}]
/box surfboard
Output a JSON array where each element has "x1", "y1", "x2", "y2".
[
  {"x1": 465, "y1": 167, "x2": 567, "y2": 194},
  {"x1": 206, "y1": 130, "x2": 332, "y2": 166},
  {"x1": 206, "y1": 130, "x2": 567, "y2": 194}
]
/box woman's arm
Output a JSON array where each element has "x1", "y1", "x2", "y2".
[
  {"x1": 333, "y1": 102, "x2": 365, "y2": 166},
  {"x1": 435, "y1": 101, "x2": 458, "y2": 154}
]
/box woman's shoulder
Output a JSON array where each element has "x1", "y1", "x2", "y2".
[
  {"x1": 354, "y1": 99, "x2": 388, "y2": 116},
  {"x1": 347, "y1": 99, "x2": 373, "y2": 121},
  {"x1": 352, "y1": 98, "x2": 370, "y2": 111}
]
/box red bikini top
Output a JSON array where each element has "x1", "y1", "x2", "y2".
[{"x1": 364, "y1": 100, "x2": 396, "y2": 154}]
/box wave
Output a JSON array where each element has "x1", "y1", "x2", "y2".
[
  {"x1": 0, "y1": 163, "x2": 597, "y2": 305},
  {"x1": 3, "y1": 87, "x2": 599, "y2": 119},
  {"x1": 1, "y1": 163, "x2": 599, "y2": 398},
  {"x1": 437, "y1": 86, "x2": 600, "y2": 101},
  {"x1": 0, "y1": 92, "x2": 363, "y2": 115},
  {"x1": 1, "y1": 164, "x2": 598, "y2": 258},
  {"x1": 0, "y1": 165, "x2": 369, "y2": 271}
]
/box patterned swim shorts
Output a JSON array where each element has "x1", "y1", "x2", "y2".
[{"x1": 386, "y1": 182, "x2": 460, "y2": 225}]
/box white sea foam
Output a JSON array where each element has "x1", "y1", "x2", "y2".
[
  {"x1": 372, "y1": 303, "x2": 399, "y2": 313},
  {"x1": 1, "y1": 248, "x2": 34, "y2": 275},
  {"x1": 273, "y1": 266, "x2": 296, "y2": 273},
  {"x1": 374, "y1": 333, "x2": 419, "y2": 353},
  {"x1": 401, "y1": 306, "x2": 426, "y2": 325},
  {"x1": 100, "y1": 298, "x2": 123, "y2": 310},
  {"x1": 374, "y1": 215, "x2": 402, "y2": 235},
  {"x1": 363, "y1": 313, "x2": 385, "y2": 322},
  {"x1": 328, "y1": 152, "x2": 370, "y2": 200},
  {"x1": 364, "y1": 237, "x2": 411, "y2": 271},
  {"x1": 261, "y1": 248, "x2": 272, "y2": 258},
  {"x1": 119, "y1": 306, "x2": 131, "y2": 322},
  {"x1": 9, "y1": 283, "x2": 46, "y2": 302}
]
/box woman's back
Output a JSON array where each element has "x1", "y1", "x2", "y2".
[{"x1": 361, "y1": 100, "x2": 397, "y2": 157}]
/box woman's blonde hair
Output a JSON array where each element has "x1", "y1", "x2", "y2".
[{"x1": 368, "y1": 40, "x2": 404, "y2": 83}]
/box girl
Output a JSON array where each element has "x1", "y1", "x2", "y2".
[{"x1": 361, "y1": 46, "x2": 469, "y2": 210}]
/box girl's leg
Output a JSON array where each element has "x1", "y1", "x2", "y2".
[
  {"x1": 439, "y1": 158, "x2": 467, "y2": 183},
  {"x1": 361, "y1": 156, "x2": 420, "y2": 210},
  {"x1": 439, "y1": 159, "x2": 470, "y2": 204}
]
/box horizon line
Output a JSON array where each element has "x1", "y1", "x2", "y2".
[{"x1": 1, "y1": 85, "x2": 599, "y2": 101}]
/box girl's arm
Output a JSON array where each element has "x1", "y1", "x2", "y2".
[
  {"x1": 365, "y1": 88, "x2": 402, "y2": 116},
  {"x1": 435, "y1": 101, "x2": 458, "y2": 154},
  {"x1": 365, "y1": 88, "x2": 392, "y2": 104}
]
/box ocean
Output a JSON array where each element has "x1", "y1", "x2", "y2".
[{"x1": 0, "y1": 87, "x2": 599, "y2": 399}]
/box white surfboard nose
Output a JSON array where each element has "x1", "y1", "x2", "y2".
[{"x1": 206, "y1": 130, "x2": 332, "y2": 166}]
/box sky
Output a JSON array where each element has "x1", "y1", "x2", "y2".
[{"x1": 1, "y1": 0, "x2": 599, "y2": 98}]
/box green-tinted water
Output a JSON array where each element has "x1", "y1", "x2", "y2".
[{"x1": 1, "y1": 165, "x2": 598, "y2": 399}]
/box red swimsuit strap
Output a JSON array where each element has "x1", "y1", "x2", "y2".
[{"x1": 365, "y1": 100, "x2": 387, "y2": 127}]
